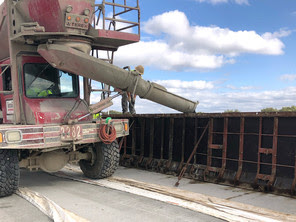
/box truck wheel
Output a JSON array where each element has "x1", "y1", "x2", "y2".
[
  {"x1": 79, "y1": 141, "x2": 120, "y2": 179},
  {"x1": 0, "y1": 149, "x2": 19, "y2": 197}
]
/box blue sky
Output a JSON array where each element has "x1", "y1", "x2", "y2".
[
  {"x1": 109, "y1": 0, "x2": 296, "y2": 113},
  {"x1": 1, "y1": 0, "x2": 295, "y2": 113}
]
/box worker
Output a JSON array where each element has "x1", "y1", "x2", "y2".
[
  {"x1": 93, "y1": 112, "x2": 102, "y2": 120},
  {"x1": 122, "y1": 65, "x2": 144, "y2": 114},
  {"x1": 26, "y1": 87, "x2": 52, "y2": 97}
]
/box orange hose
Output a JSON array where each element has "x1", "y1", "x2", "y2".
[{"x1": 99, "y1": 124, "x2": 117, "y2": 144}]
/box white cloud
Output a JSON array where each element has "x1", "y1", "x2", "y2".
[
  {"x1": 226, "y1": 85, "x2": 256, "y2": 90},
  {"x1": 90, "y1": 81, "x2": 296, "y2": 114},
  {"x1": 155, "y1": 80, "x2": 214, "y2": 90},
  {"x1": 263, "y1": 28, "x2": 292, "y2": 39},
  {"x1": 280, "y1": 74, "x2": 296, "y2": 81},
  {"x1": 196, "y1": 0, "x2": 228, "y2": 4},
  {"x1": 143, "y1": 10, "x2": 285, "y2": 56},
  {"x1": 195, "y1": 87, "x2": 296, "y2": 112},
  {"x1": 234, "y1": 0, "x2": 249, "y2": 5},
  {"x1": 196, "y1": 0, "x2": 249, "y2": 5},
  {"x1": 114, "y1": 41, "x2": 230, "y2": 70},
  {"x1": 114, "y1": 10, "x2": 288, "y2": 71}
]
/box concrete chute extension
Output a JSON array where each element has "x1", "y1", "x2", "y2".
[{"x1": 37, "y1": 43, "x2": 198, "y2": 113}]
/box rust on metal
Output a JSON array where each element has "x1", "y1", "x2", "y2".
[
  {"x1": 235, "y1": 117, "x2": 244, "y2": 182},
  {"x1": 255, "y1": 117, "x2": 279, "y2": 188},
  {"x1": 255, "y1": 117, "x2": 263, "y2": 185},
  {"x1": 175, "y1": 122, "x2": 209, "y2": 186},
  {"x1": 219, "y1": 117, "x2": 228, "y2": 179},
  {"x1": 109, "y1": 112, "x2": 296, "y2": 196},
  {"x1": 205, "y1": 118, "x2": 214, "y2": 178},
  {"x1": 270, "y1": 117, "x2": 279, "y2": 186}
]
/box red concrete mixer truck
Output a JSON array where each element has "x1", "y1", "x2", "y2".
[{"x1": 0, "y1": 0, "x2": 197, "y2": 197}]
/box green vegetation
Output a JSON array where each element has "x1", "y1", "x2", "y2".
[
  {"x1": 102, "y1": 106, "x2": 296, "y2": 114},
  {"x1": 260, "y1": 107, "x2": 278, "y2": 112},
  {"x1": 261, "y1": 106, "x2": 296, "y2": 112},
  {"x1": 224, "y1": 109, "x2": 240, "y2": 113},
  {"x1": 279, "y1": 106, "x2": 296, "y2": 112}
]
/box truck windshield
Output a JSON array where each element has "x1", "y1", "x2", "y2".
[{"x1": 24, "y1": 63, "x2": 79, "y2": 98}]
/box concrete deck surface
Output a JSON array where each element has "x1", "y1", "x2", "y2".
[{"x1": 0, "y1": 166, "x2": 295, "y2": 222}]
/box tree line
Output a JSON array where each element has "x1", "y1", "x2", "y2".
[
  {"x1": 260, "y1": 106, "x2": 296, "y2": 112},
  {"x1": 224, "y1": 106, "x2": 296, "y2": 113},
  {"x1": 102, "y1": 106, "x2": 296, "y2": 114}
]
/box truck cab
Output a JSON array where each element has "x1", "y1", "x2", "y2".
[
  {"x1": 0, "y1": 0, "x2": 139, "y2": 197},
  {"x1": 1, "y1": 55, "x2": 92, "y2": 125}
]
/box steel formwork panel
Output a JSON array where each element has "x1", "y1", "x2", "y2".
[{"x1": 107, "y1": 113, "x2": 296, "y2": 196}]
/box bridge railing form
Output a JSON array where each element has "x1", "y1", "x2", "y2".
[{"x1": 105, "y1": 112, "x2": 296, "y2": 196}]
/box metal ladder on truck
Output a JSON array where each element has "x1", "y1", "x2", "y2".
[{"x1": 84, "y1": 0, "x2": 140, "y2": 104}]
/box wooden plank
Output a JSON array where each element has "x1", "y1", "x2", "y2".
[{"x1": 110, "y1": 177, "x2": 296, "y2": 222}]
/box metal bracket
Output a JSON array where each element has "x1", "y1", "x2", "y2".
[{"x1": 20, "y1": 22, "x2": 45, "y2": 33}]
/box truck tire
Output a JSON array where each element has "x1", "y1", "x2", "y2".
[
  {"x1": 79, "y1": 141, "x2": 120, "y2": 179},
  {"x1": 0, "y1": 149, "x2": 19, "y2": 197}
]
